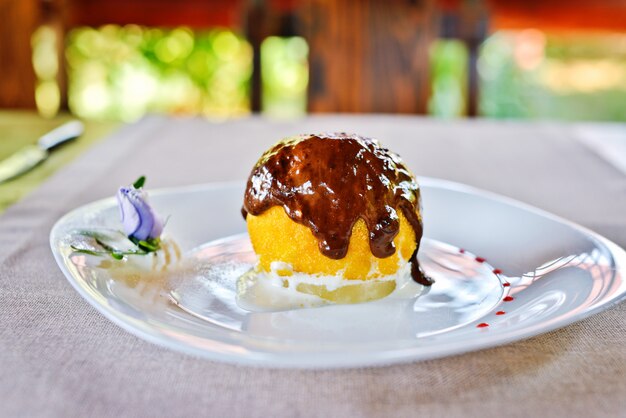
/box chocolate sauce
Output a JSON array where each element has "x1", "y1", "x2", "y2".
[{"x1": 242, "y1": 133, "x2": 432, "y2": 286}]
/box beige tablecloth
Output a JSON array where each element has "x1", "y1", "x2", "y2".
[{"x1": 1, "y1": 116, "x2": 625, "y2": 417}]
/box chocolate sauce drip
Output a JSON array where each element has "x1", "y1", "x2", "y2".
[{"x1": 242, "y1": 133, "x2": 432, "y2": 286}]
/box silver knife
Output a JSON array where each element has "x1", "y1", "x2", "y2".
[{"x1": 0, "y1": 120, "x2": 84, "y2": 184}]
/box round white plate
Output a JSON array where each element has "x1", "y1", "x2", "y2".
[{"x1": 50, "y1": 178, "x2": 626, "y2": 368}]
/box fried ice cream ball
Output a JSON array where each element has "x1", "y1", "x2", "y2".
[{"x1": 247, "y1": 206, "x2": 417, "y2": 279}]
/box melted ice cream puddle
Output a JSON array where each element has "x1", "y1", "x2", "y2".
[{"x1": 236, "y1": 262, "x2": 424, "y2": 312}]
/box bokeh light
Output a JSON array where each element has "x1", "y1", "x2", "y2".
[
  {"x1": 30, "y1": 23, "x2": 626, "y2": 122},
  {"x1": 31, "y1": 25, "x2": 61, "y2": 118},
  {"x1": 478, "y1": 31, "x2": 626, "y2": 121},
  {"x1": 65, "y1": 25, "x2": 253, "y2": 121},
  {"x1": 261, "y1": 36, "x2": 309, "y2": 118},
  {"x1": 428, "y1": 40, "x2": 468, "y2": 118}
]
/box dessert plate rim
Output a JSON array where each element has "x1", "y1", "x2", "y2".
[{"x1": 49, "y1": 177, "x2": 626, "y2": 368}]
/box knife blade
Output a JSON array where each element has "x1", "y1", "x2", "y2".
[{"x1": 0, "y1": 120, "x2": 84, "y2": 184}]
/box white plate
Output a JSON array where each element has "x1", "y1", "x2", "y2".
[{"x1": 50, "y1": 178, "x2": 626, "y2": 368}]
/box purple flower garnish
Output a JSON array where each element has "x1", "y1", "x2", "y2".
[
  {"x1": 117, "y1": 178, "x2": 163, "y2": 242},
  {"x1": 70, "y1": 177, "x2": 165, "y2": 259}
]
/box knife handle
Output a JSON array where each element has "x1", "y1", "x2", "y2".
[{"x1": 38, "y1": 120, "x2": 85, "y2": 151}]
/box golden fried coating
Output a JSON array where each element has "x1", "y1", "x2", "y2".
[{"x1": 247, "y1": 206, "x2": 416, "y2": 280}]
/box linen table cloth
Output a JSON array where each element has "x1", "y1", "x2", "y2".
[{"x1": 1, "y1": 115, "x2": 625, "y2": 417}]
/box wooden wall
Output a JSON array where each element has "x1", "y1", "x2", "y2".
[
  {"x1": 3, "y1": 0, "x2": 624, "y2": 114},
  {"x1": 299, "y1": 0, "x2": 436, "y2": 114},
  {"x1": 489, "y1": 0, "x2": 626, "y2": 32},
  {"x1": 0, "y1": 0, "x2": 39, "y2": 108}
]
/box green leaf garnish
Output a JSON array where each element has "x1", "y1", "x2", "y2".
[
  {"x1": 133, "y1": 176, "x2": 146, "y2": 189},
  {"x1": 70, "y1": 229, "x2": 158, "y2": 260},
  {"x1": 70, "y1": 245, "x2": 150, "y2": 259},
  {"x1": 70, "y1": 246, "x2": 105, "y2": 256},
  {"x1": 130, "y1": 236, "x2": 161, "y2": 252}
]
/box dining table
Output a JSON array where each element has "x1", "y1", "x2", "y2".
[{"x1": 1, "y1": 113, "x2": 625, "y2": 417}]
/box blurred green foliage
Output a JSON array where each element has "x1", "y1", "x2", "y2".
[
  {"x1": 35, "y1": 25, "x2": 626, "y2": 122},
  {"x1": 429, "y1": 31, "x2": 626, "y2": 121},
  {"x1": 479, "y1": 31, "x2": 626, "y2": 121},
  {"x1": 428, "y1": 40, "x2": 468, "y2": 118},
  {"x1": 66, "y1": 25, "x2": 252, "y2": 121},
  {"x1": 32, "y1": 26, "x2": 61, "y2": 118},
  {"x1": 261, "y1": 36, "x2": 309, "y2": 118}
]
